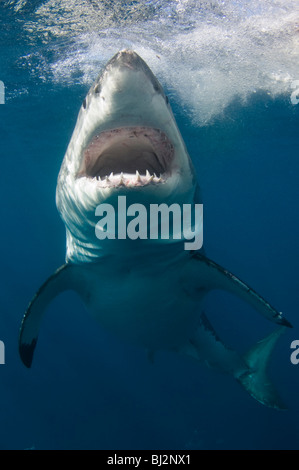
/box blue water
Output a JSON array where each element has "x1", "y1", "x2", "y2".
[{"x1": 0, "y1": 0, "x2": 299, "y2": 450}]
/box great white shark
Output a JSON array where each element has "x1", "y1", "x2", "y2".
[{"x1": 19, "y1": 50, "x2": 292, "y2": 410}]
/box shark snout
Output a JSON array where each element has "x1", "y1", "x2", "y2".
[
  {"x1": 109, "y1": 50, "x2": 146, "y2": 71},
  {"x1": 114, "y1": 50, "x2": 139, "y2": 67},
  {"x1": 103, "y1": 50, "x2": 165, "y2": 98}
]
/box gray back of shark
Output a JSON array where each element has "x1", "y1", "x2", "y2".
[{"x1": 19, "y1": 50, "x2": 292, "y2": 410}]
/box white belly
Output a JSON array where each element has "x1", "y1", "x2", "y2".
[{"x1": 77, "y1": 258, "x2": 203, "y2": 350}]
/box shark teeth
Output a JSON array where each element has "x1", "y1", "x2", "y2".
[{"x1": 93, "y1": 171, "x2": 166, "y2": 188}]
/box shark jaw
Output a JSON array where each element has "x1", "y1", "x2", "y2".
[
  {"x1": 77, "y1": 126, "x2": 174, "y2": 189},
  {"x1": 56, "y1": 50, "x2": 198, "y2": 263}
]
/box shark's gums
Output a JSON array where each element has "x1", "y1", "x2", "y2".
[{"x1": 19, "y1": 50, "x2": 292, "y2": 410}]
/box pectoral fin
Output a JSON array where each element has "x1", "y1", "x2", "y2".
[
  {"x1": 19, "y1": 264, "x2": 80, "y2": 368},
  {"x1": 186, "y1": 252, "x2": 292, "y2": 328}
]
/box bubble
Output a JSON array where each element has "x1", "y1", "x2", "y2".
[{"x1": 13, "y1": 0, "x2": 299, "y2": 124}]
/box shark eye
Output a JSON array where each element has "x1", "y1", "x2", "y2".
[{"x1": 82, "y1": 98, "x2": 87, "y2": 109}]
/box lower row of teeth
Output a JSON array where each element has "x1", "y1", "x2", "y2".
[{"x1": 94, "y1": 170, "x2": 165, "y2": 187}]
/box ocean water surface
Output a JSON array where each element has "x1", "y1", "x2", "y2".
[{"x1": 0, "y1": 0, "x2": 299, "y2": 450}]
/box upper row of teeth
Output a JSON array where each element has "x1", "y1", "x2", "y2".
[{"x1": 94, "y1": 170, "x2": 165, "y2": 186}]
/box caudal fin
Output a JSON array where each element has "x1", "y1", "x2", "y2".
[{"x1": 237, "y1": 327, "x2": 287, "y2": 410}]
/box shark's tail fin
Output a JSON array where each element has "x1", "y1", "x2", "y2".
[{"x1": 237, "y1": 327, "x2": 287, "y2": 410}]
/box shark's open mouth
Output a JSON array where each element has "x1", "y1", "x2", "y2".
[{"x1": 78, "y1": 127, "x2": 174, "y2": 188}]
